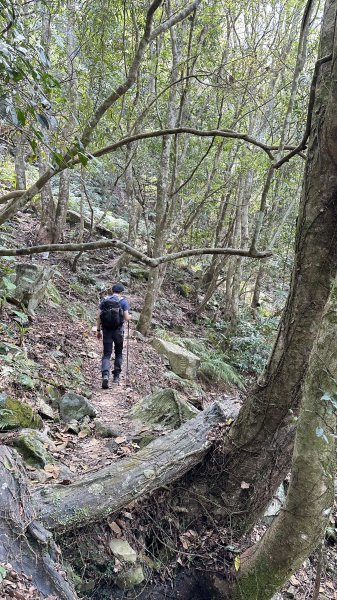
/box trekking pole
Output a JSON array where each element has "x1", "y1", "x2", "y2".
[{"x1": 125, "y1": 321, "x2": 130, "y2": 386}]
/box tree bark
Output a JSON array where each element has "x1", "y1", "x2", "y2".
[
  {"x1": 0, "y1": 446, "x2": 77, "y2": 599},
  {"x1": 31, "y1": 402, "x2": 233, "y2": 532},
  {"x1": 183, "y1": 0, "x2": 337, "y2": 534},
  {"x1": 14, "y1": 136, "x2": 26, "y2": 190},
  {"x1": 226, "y1": 275, "x2": 337, "y2": 600}
]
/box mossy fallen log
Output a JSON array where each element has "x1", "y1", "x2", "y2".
[{"x1": 33, "y1": 402, "x2": 234, "y2": 532}]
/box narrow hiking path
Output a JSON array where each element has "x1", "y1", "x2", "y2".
[{"x1": 1, "y1": 213, "x2": 239, "y2": 480}]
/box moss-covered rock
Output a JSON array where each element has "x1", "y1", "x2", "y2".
[
  {"x1": 14, "y1": 263, "x2": 54, "y2": 314},
  {"x1": 109, "y1": 540, "x2": 145, "y2": 590},
  {"x1": 58, "y1": 392, "x2": 97, "y2": 422},
  {"x1": 67, "y1": 205, "x2": 128, "y2": 240},
  {"x1": 0, "y1": 394, "x2": 43, "y2": 430},
  {"x1": 14, "y1": 429, "x2": 55, "y2": 467},
  {"x1": 114, "y1": 565, "x2": 145, "y2": 590},
  {"x1": 109, "y1": 540, "x2": 137, "y2": 564},
  {"x1": 177, "y1": 283, "x2": 195, "y2": 298},
  {"x1": 130, "y1": 388, "x2": 199, "y2": 435},
  {"x1": 152, "y1": 338, "x2": 200, "y2": 379},
  {"x1": 128, "y1": 263, "x2": 149, "y2": 281}
]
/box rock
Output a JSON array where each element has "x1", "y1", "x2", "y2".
[
  {"x1": 0, "y1": 341, "x2": 23, "y2": 357},
  {"x1": 106, "y1": 439, "x2": 119, "y2": 452},
  {"x1": 14, "y1": 263, "x2": 54, "y2": 314},
  {"x1": 130, "y1": 388, "x2": 199, "y2": 431},
  {"x1": 14, "y1": 429, "x2": 55, "y2": 467},
  {"x1": 130, "y1": 388, "x2": 199, "y2": 447},
  {"x1": 109, "y1": 540, "x2": 137, "y2": 564},
  {"x1": 45, "y1": 385, "x2": 61, "y2": 408},
  {"x1": 36, "y1": 398, "x2": 54, "y2": 420},
  {"x1": 128, "y1": 263, "x2": 149, "y2": 281},
  {"x1": 114, "y1": 565, "x2": 145, "y2": 590},
  {"x1": 152, "y1": 338, "x2": 200, "y2": 379},
  {"x1": 177, "y1": 283, "x2": 195, "y2": 298},
  {"x1": 58, "y1": 392, "x2": 96, "y2": 422},
  {"x1": 94, "y1": 419, "x2": 119, "y2": 438},
  {"x1": 67, "y1": 209, "x2": 128, "y2": 240},
  {"x1": 133, "y1": 329, "x2": 146, "y2": 341},
  {"x1": 0, "y1": 394, "x2": 43, "y2": 430},
  {"x1": 109, "y1": 539, "x2": 145, "y2": 590},
  {"x1": 58, "y1": 463, "x2": 74, "y2": 482},
  {"x1": 66, "y1": 419, "x2": 80, "y2": 434},
  {"x1": 80, "y1": 423, "x2": 92, "y2": 436}
]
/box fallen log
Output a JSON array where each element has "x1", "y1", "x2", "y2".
[{"x1": 33, "y1": 401, "x2": 235, "y2": 532}]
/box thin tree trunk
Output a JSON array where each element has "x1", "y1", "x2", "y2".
[
  {"x1": 137, "y1": 15, "x2": 180, "y2": 335},
  {"x1": 14, "y1": 136, "x2": 26, "y2": 190},
  {"x1": 53, "y1": 169, "x2": 70, "y2": 243}
]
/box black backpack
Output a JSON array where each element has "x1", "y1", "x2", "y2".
[{"x1": 100, "y1": 297, "x2": 124, "y2": 330}]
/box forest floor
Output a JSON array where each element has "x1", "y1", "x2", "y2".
[{"x1": 0, "y1": 213, "x2": 336, "y2": 600}]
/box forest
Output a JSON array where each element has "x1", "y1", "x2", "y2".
[{"x1": 0, "y1": 0, "x2": 336, "y2": 599}]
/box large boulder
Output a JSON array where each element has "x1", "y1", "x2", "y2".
[
  {"x1": 152, "y1": 338, "x2": 200, "y2": 379},
  {"x1": 0, "y1": 394, "x2": 43, "y2": 430},
  {"x1": 14, "y1": 263, "x2": 54, "y2": 314},
  {"x1": 58, "y1": 392, "x2": 97, "y2": 422},
  {"x1": 67, "y1": 207, "x2": 128, "y2": 240}
]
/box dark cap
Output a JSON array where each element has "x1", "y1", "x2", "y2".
[{"x1": 112, "y1": 283, "x2": 125, "y2": 293}]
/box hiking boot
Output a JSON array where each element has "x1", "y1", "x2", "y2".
[
  {"x1": 113, "y1": 374, "x2": 120, "y2": 385},
  {"x1": 102, "y1": 374, "x2": 109, "y2": 389}
]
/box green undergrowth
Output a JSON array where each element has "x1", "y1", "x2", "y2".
[
  {"x1": 155, "y1": 329, "x2": 245, "y2": 389},
  {"x1": 214, "y1": 310, "x2": 280, "y2": 375}
]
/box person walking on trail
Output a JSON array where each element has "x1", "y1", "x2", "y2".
[{"x1": 97, "y1": 283, "x2": 131, "y2": 388}]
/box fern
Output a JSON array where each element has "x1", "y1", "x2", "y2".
[
  {"x1": 199, "y1": 353, "x2": 245, "y2": 389},
  {"x1": 0, "y1": 409, "x2": 14, "y2": 430},
  {"x1": 154, "y1": 330, "x2": 245, "y2": 389}
]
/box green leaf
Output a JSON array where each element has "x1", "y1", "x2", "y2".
[
  {"x1": 51, "y1": 151, "x2": 64, "y2": 167},
  {"x1": 0, "y1": 565, "x2": 7, "y2": 583},
  {"x1": 17, "y1": 108, "x2": 26, "y2": 126},
  {"x1": 78, "y1": 152, "x2": 88, "y2": 167},
  {"x1": 2, "y1": 277, "x2": 16, "y2": 291},
  {"x1": 12, "y1": 309, "x2": 28, "y2": 323},
  {"x1": 19, "y1": 373, "x2": 35, "y2": 389}
]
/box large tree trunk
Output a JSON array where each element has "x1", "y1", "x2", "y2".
[
  {"x1": 182, "y1": 0, "x2": 337, "y2": 534},
  {"x1": 226, "y1": 274, "x2": 337, "y2": 600}
]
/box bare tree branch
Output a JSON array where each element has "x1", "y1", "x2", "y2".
[
  {"x1": 0, "y1": 239, "x2": 272, "y2": 263},
  {"x1": 149, "y1": 0, "x2": 201, "y2": 41}
]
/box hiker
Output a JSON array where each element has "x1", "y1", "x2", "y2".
[{"x1": 97, "y1": 283, "x2": 131, "y2": 388}]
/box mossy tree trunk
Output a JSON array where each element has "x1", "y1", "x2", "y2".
[
  {"x1": 175, "y1": 0, "x2": 337, "y2": 535},
  {"x1": 225, "y1": 276, "x2": 337, "y2": 600}
]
